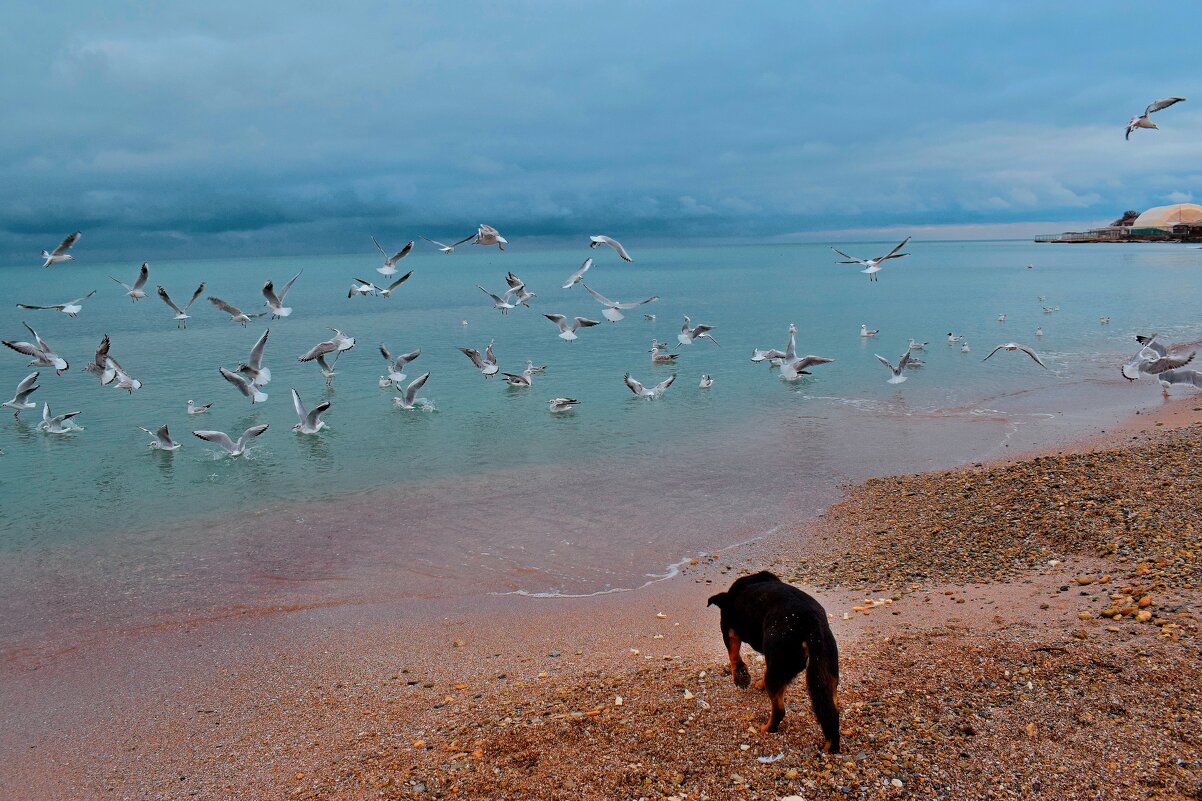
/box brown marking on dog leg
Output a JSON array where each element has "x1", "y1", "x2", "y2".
[
  {"x1": 753, "y1": 677, "x2": 765, "y2": 690},
  {"x1": 761, "y1": 683, "x2": 788, "y2": 733},
  {"x1": 727, "y1": 630, "x2": 750, "y2": 688}
]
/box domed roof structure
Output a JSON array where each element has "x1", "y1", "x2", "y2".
[{"x1": 1129, "y1": 203, "x2": 1202, "y2": 232}]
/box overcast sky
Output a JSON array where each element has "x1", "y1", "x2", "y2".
[{"x1": 3, "y1": 1, "x2": 1200, "y2": 260}]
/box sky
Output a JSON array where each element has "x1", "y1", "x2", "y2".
[{"x1": 3, "y1": 1, "x2": 1201, "y2": 260}]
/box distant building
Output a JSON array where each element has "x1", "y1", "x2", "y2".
[{"x1": 1036, "y1": 202, "x2": 1202, "y2": 243}]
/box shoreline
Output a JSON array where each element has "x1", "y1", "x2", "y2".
[{"x1": 4, "y1": 396, "x2": 1202, "y2": 798}]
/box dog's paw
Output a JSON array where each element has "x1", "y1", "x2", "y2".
[
  {"x1": 761, "y1": 721, "x2": 780, "y2": 733},
  {"x1": 733, "y1": 663, "x2": 751, "y2": 688},
  {"x1": 752, "y1": 677, "x2": 766, "y2": 691}
]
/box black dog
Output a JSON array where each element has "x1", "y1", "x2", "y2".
[{"x1": 707, "y1": 570, "x2": 840, "y2": 752}]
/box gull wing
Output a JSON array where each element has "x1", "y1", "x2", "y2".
[
  {"x1": 590, "y1": 235, "x2": 633, "y2": 262},
  {"x1": 3, "y1": 339, "x2": 44, "y2": 359},
  {"x1": 262, "y1": 280, "x2": 282, "y2": 306},
  {"x1": 291, "y1": 388, "x2": 309, "y2": 422},
  {"x1": 831, "y1": 247, "x2": 862, "y2": 263},
  {"x1": 277, "y1": 271, "x2": 302, "y2": 302},
  {"x1": 484, "y1": 340, "x2": 496, "y2": 364},
  {"x1": 297, "y1": 339, "x2": 336, "y2": 362},
  {"x1": 402, "y1": 372, "x2": 430, "y2": 403},
  {"x1": 1125, "y1": 117, "x2": 1138, "y2": 140},
  {"x1": 505, "y1": 271, "x2": 525, "y2": 291},
  {"x1": 794, "y1": 355, "x2": 835, "y2": 370},
  {"x1": 219, "y1": 367, "x2": 253, "y2": 395},
  {"x1": 133, "y1": 262, "x2": 150, "y2": 290},
  {"x1": 981, "y1": 345, "x2": 1006, "y2": 363},
  {"x1": 51, "y1": 232, "x2": 81, "y2": 257},
  {"x1": 69, "y1": 290, "x2": 97, "y2": 306},
  {"x1": 184, "y1": 283, "x2": 205, "y2": 311},
  {"x1": 388, "y1": 241, "x2": 414, "y2": 265},
  {"x1": 1144, "y1": 351, "x2": 1195, "y2": 374},
  {"x1": 1158, "y1": 368, "x2": 1202, "y2": 388},
  {"x1": 624, "y1": 373, "x2": 646, "y2": 396},
  {"x1": 156, "y1": 286, "x2": 184, "y2": 315},
  {"x1": 1146, "y1": 96, "x2": 1186, "y2": 115},
  {"x1": 544, "y1": 313, "x2": 568, "y2": 332},
  {"x1": 1016, "y1": 344, "x2": 1048, "y2": 369},
  {"x1": 614, "y1": 295, "x2": 658, "y2": 310},
  {"x1": 395, "y1": 348, "x2": 420, "y2": 366},
  {"x1": 385, "y1": 271, "x2": 413, "y2": 292},
  {"x1": 572, "y1": 317, "x2": 601, "y2": 329},
  {"x1": 156, "y1": 424, "x2": 175, "y2": 446},
  {"x1": 420, "y1": 236, "x2": 451, "y2": 249},
  {"x1": 208, "y1": 297, "x2": 243, "y2": 317},
  {"x1": 24, "y1": 322, "x2": 53, "y2": 353},
  {"x1": 878, "y1": 237, "x2": 911, "y2": 261},
  {"x1": 458, "y1": 347, "x2": 486, "y2": 369},
  {"x1": 563, "y1": 258, "x2": 592, "y2": 288},
  {"x1": 582, "y1": 283, "x2": 616, "y2": 307},
  {"x1": 379, "y1": 343, "x2": 393, "y2": 362},
  {"x1": 875, "y1": 353, "x2": 896, "y2": 372},
  {"x1": 652, "y1": 374, "x2": 676, "y2": 393},
  {"x1": 478, "y1": 285, "x2": 506, "y2": 304},
  {"x1": 15, "y1": 303, "x2": 63, "y2": 311},
  {"x1": 193, "y1": 430, "x2": 236, "y2": 452},
  {"x1": 14, "y1": 372, "x2": 40, "y2": 395},
  {"x1": 238, "y1": 424, "x2": 269, "y2": 446},
  {"x1": 246, "y1": 329, "x2": 270, "y2": 370}
]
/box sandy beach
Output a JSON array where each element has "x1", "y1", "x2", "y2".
[{"x1": 2, "y1": 398, "x2": 1199, "y2": 800}]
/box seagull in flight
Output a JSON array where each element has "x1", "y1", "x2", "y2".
[
  {"x1": 678, "y1": 316, "x2": 718, "y2": 346},
  {"x1": 262, "y1": 271, "x2": 302, "y2": 319},
  {"x1": 220, "y1": 367, "x2": 268, "y2": 403},
  {"x1": 41, "y1": 232, "x2": 81, "y2": 268},
  {"x1": 208, "y1": 296, "x2": 267, "y2": 326},
  {"x1": 472, "y1": 224, "x2": 508, "y2": 251},
  {"x1": 589, "y1": 235, "x2": 633, "y2": 262},
  {"x1": 392, "y1": 372, "x2": 432, "y2": 409},
  {"x1": 582, "y1": 283, "x2": 658, "y2": 322},
  {"x1": 479, "y1": 284, "x2": 517, "y2": 315},
  {"x1": 193, "y1": 424, "x2": 269, "y2": 457},
  {"x1": 1121, "y1": 336, "x2": 1195, "y2": 381},
  {"x1": 1156, "y1": 368, "x2": 1202, "y2": 396},
  {"x1": 380, "y1": 344, "x2": 421, "y2": 384},
  {"x1": 875, "y1": 351, "x2": 912, "y2": 384},
  {"x1": 505, "y1": 272, "x2": 536, "y2": 307},
  {"x1": 138, "y1": 424, "x2": 181, "y2": 451},
  {"x1": 832, "y1": 237, "x2": 910, "y2": 281},
  {"x1": 548, "y1": 397, "x2": 580, "y2": 413},
  {"x1": 348, "y1": 278, "x2": 378, "y2": 298},
  {"x1": 17, "y1": 290, "x2": 96, "y2": 318},
  {"x1": 562, "y1": 258, "x2": 593, "y2": 289},
  {"x1": 459, "y1": 341, "x2": 499, "y2": 377},
  {"x1": 420, "y1": 235, "x2": 461, "y2": 254},
  {"x1": 237, "y1": 329, "x2": 272, "y2": 387},
  {"x1": 544, "y1": 313, "x2": 601, "y2": 341},
  {"x1": 3, "y1": 322, "x2": 69, "y2": 374},
  {"x1": 298, "y1": 330, "x2": 355, "y2": 385},
  {"x1": 372, "y1": 236, "x2": 414, "y2": 276},
  {"x1": 2, "y1": 372, "x2": 40, "y2": 418},
  {"x1": 156, "y1": 283, "x2": 205, "y2": 328},
  {"x1": 110, "y1": 263, "x2": 150, "y2": 302},
  {"x1": 82, "y1": 336, "x2": 142, "y2": 392},
  {"x1": 291, "y1": 388, "x2": 331, "y2": 435},
  {"x1": 624, "y1": 373, "x2": 676, "y2": 399},
  {"x1": 982, "y1": 343, "x2": 1048, "y2": 369},
  {"x1": 1126, "y1": 96, "x2": 1186, "y2": 139},
  {"x1": 38, "y1": 403, "x2": 82, "y2": 433},
  {"x1": 376, "y1": 271, "x2": 413, "y2": 299}
]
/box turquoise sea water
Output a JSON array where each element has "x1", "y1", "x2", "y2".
[{"x1": 1, "y1": 239, "x2": 1200, "y2": 555}]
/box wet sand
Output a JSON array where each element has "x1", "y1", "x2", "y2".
[{"x1": 3, "y1": 393, "x2": 1201, "y2": 798}]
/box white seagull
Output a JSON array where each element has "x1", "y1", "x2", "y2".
[
  {"x1": 961, "y1": 341, "x2": 972, "y2": 353},
  {"x1": 3, "y1": 322, "x2": 69, "y2": 374},
  {"x1": 1035, "y1": 327, "x2": 1044, "y2": 337},
  {"x1": 501, "y1": 365, "x2": 535, "y2": 387},
  {"x1": 505, "y1": 272, "x2": 536, "y2": 307},
  {"x1": 752, "y1": 323, "x2": 798, "y2": 365},
  {"x1": 875, "y1": 351, "x2": 912, "y2": 384},
  {"x1": 562, "y1": 258, "x2": 593, "y2": 289},
  {"x1": 83, "y1": 336, "x2": 141, "y2": 393},
  {"x1": 219, "y1": 367, "x2": 268, "y2": 404},
  {"x1": 298, "y1": 330, "x2": 354, "y2": 386},
  {"x1": 1099, "y1": 316, "x2": 1111, "y2": 325},
  {"x1": 458, "y1": 341, "x2": 499, "y2": 377},
  {"x1": 1156, "y1": 368, "x2": 1202, "y2": 396},
  {"x1": 678, "y1": 316, "x2": 718, "y2": 346},
  {"x1": 420, "y1": 235, "x2": 460, "y2": 254},
  {"x1": 262, "y1": 271, "x2": 302, "y2": 319},
  {"x1": 193, "y1": 424, "x2": 269, "y2": 457},
  {"x1": 2, "y1": 372, "x2": 40, "y2": 418},
  {"x1": 38, "y1": 403, "x2": 82, "y2": 433},
  {"x1": 138, "y1": 424, "x2": 181, "y2": 451},
  {"x1": 237, "y1": 329, "x2": 272, "y2": 387},
  {"x1": 1126, "y1": 97, "x2": 1186, "y2": 140},
  {"x1": 111, "y1": 262, "x2": 150, "y2": 301},
  {"x1": 187, "y1": 400, "x2": 212, "y2": 415},
  {"x1": 650, "y1": 346, "x2": 678, "y2": 364},
  {"x1": 907, "y1": 338, "x2": 928, "y2": 351},
  {"x1": 982, "y1": 343, "x2": 1048, "y2": 369},
  {"x1": 780, "y1": 355, "x2": 835, "y2": 382},
  {"x1": 156, "y1": 283, "x2": 205, "y2": 329},
  {"x1": 545, "y1": 313, "x2": 601, "y2": 342},
  {"x1": 41, "y1": 231, "x2": 81, "y2": 268},
  {"x1": 624, "y1": 373, "x2": 676, "y2": 399},
  {"x1": 548, "y1": 397, "x2": 580, "y2": 413},
  {"x1": 16, "y1": 290, "x2": 97, "y2": 318},
  {"x1": 589, "y1": 235, "x2": 633, "y2": 262},
  {"x1": 471, "y1": 224, "x2": 508, "y2": 250},
  {"x1": 479, "y1": 284, "x2": 517, "y2": 315},
  {"x1": 860, "y1": 324, "x2": 879, "y2": 338},
  {"x1": 997, "y1": 313, "x2": 1007, "y2": 322},
  {"x1": 832, "y1": 237, "x2": 910, "y2": 281},
  {"x1": 376, "y1": 271, "x2": 414, "y2": 299},
  {"x1": 380, "y1": 344, "x2": 421, "y2": 384},
  {"x1": 209, "y1": 296, "x2": 267, "y2": 326},
  {"x1": 348, "y1": 278, "x2": 378, "y2": 298},
  {"x1": 946, "y1": 332, "x2": 961, "y2": 343},
  {"x1": 699, "y1": 374, "x2": 714, "y2": 389},
  {"x1": 582, "y1": 283, "x2": 658, "y2": 322},
  {"x1": 1121, "y1": 337, "x2": 1195, "y2": 381},
  {"x1": 392, "y1": 372, "x2": 432, "y2": 409},
  {"x1": 291, "y1": 388, "x2": 331, "y2": 434},
  {"x1": 372, "y1": 236, "x2": 414, "y2": 276}
]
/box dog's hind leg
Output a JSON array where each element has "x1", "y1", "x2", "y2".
[
  {"x1": 806, "y1": 631, "x2": 841, "y2": 753},
  {"x1": 722, "y1": 628, "x2": 751, "y2": 688},
  {"x1": 762, "y1": 681, "x2": 789, "y2": 733}
]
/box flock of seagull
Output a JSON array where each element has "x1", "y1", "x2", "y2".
[{"x1": 9, "y1": 174, "x2": 1202, "y2": 458}]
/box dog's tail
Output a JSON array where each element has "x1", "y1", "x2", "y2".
[
  {"x1": 806, "y1": 627, "x2": 841, "y2": 754},
  {"x1": 706, "y1": 591, "x2": 728, "y2": 608}
]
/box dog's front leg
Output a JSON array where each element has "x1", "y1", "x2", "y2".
[{"x1": 725, "y1": 629, "x2": 751, "y2": 688}]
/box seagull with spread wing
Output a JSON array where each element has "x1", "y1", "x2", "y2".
[
  {"x1": 624, "y1": 373, "x2": 676, "y2": 399},
  {"x1": 236, "y1": 329, "x2": 272, "y2": 387},
  {"x1": 219, "y1": 367, "x2": 268, "y2": 404},
  {"x1": 544, "y1": 313, "x2": 601, "y2": 342},
  {"x1": 291, "y1": 389, "x2": 331, "y2": 435},
  {"x1": 875, "y1": 351, "x2": 912, "y2": 384},
  {"x1": 458, "y1": 341, "x2": 499, "y2": 377},
  {"x1": 581, "y1": 283, "x2": 658, "y2": 322},
  {"x1": 157, "y1": 283, "x2": 205, "y2": 329},
  {"x1": 262, "y1": 271, "x2": 302, "y2": 319},
  {"x1": 678, "y1": 315, "x2": 718, "y2": 346},
  {"x1": 392, "y1": 372, "x2": 432, "y2": 410},
  {"x1": 372, "y1": 236, "x2": 413, "y2": 276},
  {"x1": 193, "y1": 424, "x2": 269, "y2": 457},
  {"x1": 832, "y1": 237, "x2": 910, "y2": 282},
  {"x1": 3, "y1": 322, "x2": 69, "y2": 374},
  {"x1": 562, "y1": 258, "x2": 593, "y2": 289},
  {"x1": 17, "y1": 290, "x2": 96, "y2": 318},
  {"x1": 41, "y1": 232, "x2": 81, "y2": 267},
  {"x1": 111, "y1": 262, "x2": 150, "y2": 301},
  {"x1": 380, "y1": 344, "x2": 421, "y2": 385},
  {"x1": 1121, "y1": 335, "x2": 1195, "y2": 381},
  {"x1": 2, "y1": 372, "x2": 40, "y2": 418},
  {"x1": 208, "y1": 296, "x2": 267, "y2": 326},
  {"x1": 1126, "y1": 97, "x2": 1186, "y2": 139},
  {"x1": 982, "y1": 343, "x2": 1048, "y2": 369},
  {"x1": 138, "y1": 424, "x2": 181, "y2": 451},
  {"x1": 589, "y1": 235, "x2": 633, "y2": 262}
]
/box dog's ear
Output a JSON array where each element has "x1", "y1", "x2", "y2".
[{"x1": 707, "y1": 592, "x2": 727, "y2": 608}]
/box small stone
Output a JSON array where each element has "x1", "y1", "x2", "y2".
[{"x1": 891, "y1": 778, "x2": 904, "y2": 788}]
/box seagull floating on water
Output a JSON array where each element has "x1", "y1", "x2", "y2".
[
  {"x1": 41, "y1": 232, "x2": 81, "y2": 268},
  {"x1": 3, "y1": 322, "x2": 69, "y2": 374},
  {"x1": 582, "y1": 283, "x2": 658, "y2": 322},
  {"x1": 1035, "y1": 326, "x2": 1043, "y2": 337},
  {"x1": 111, "y1": 262, "x2": 149, "y2": 302},
  {"x1": 208, "y1": 296, "x2": 267, "y2": 326},
  {"x1": 982, "y1": 343, "x2": 1048, "y2": 369},
  {"x1": 38, "y1": 403, "x2": 82, "y2": 433},
  {"x1": 650, "y1": 346, "x2": 678, "y2": 364},
  {"x1": 1099, "y1": 316, "x2": 1110, "y2": 325},
  {"x1": 139, "y1": 424, "x2": 181, "y2": 451},
  {"x1": 997, "y1": 313, "x2": 1007, "y2": 322},
  {"x1": 16, "y1": 290, "x2": 96, "y2": 318},
  {"x1": 291, "y1": 388, "x2": 331, "y2": 435},
  {"x1": 459, "y1": 341, "x2": 499, "y2": 377},
  {"x1": 262, "y1": 271, "x2": 302, "y2": 319},
  {"x1": 392, "y1": 372, "x2": 431, "y2": 409},
  {"x1": 371, "y1": 236, "x2": 414, "y2": 276},
  {"x1": 678, "y1": 316, "x2": 718, "y2": 346},
  {"x1": 832, "y1": 237, "x2": 910, "y2": 281},
  {"x1": 548, "y1": 397, "x2": 580, "y2": 413},
  {"x1": 186, "y1": 400, "x2": 212, "y2": 415},
  {"x1": 2, "y1": 373, "x2": 39, "y2": 418},
  {"x1": 946, "y1": 332, "x2": 960, "y2": 343},
  {"x1": 860, "y1": 324, "x2": 879, "y2": 338},
  {"x1": 875, "y1": 351, "x2": 912, "y2": 384},
  {"x1": 625, "y1": 373, "x2": 676, "y2": 399},
  {"x1": 156, "y1": 283, "x2": 205, "y2": 329},
  {"x1": 699, "y1": 374, "x2": 714, "y2": 389},
  {"x1": 193, "y1": 424, "x2": 269, "y2": 457},
  {"x1": 501, "y1": 365, "x2": 535, "y2": 387},
  {"x1": 961, "y1": 341, "x2": 972, "y2": 353},
  {"x1": 562, "y1": 258, "x2": 593, "y2": 289},
  {"x1": 589, "y1": 235, "x2": 633, "y2": 262},
  {"x1": 1126, "y1": 96, "x2": 1186, "y2": 140},
  {"x1": 545, "y1": 313, "x2": 601, "y2": 342},
  {"x1": 908, "y1": 338, "x2": 928, "y2": 351}
]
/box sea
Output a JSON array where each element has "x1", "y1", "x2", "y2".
[{"x1": 1, "y1": 239, "x2": 1200, "y2": 651}]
